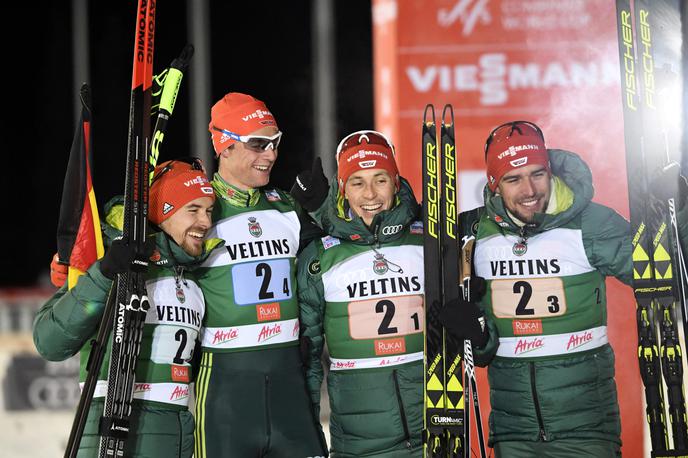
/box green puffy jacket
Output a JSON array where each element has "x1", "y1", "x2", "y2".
[
  {"x1": 462, "y1": 149, "x2": 631, "y2": 447},
  {"x1": 33, "y1": 197, "x2": 223, "y2": 457},
  {"x1": 298, "y1": 178, "x2": 424, "y2": 458}
]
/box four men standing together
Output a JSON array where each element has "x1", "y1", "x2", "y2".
[{"x1": 35, "y1": 92, "x2": 688, "y2": 457}]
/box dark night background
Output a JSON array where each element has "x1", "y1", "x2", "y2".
[{"x1": 4, "y1": 1, "x2": 373, "y2": 286}]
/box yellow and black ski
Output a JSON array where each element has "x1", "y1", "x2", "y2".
[
  {"x1": 423, "y1": 104, "x2": 487, "y2": 458},
  {"x1": 615, "y1": 0, "x2": 688, "y2": 455}
]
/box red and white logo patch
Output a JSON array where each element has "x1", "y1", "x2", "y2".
[
  {"x1": 171, "y1": 365, "x2": 190, "y2": 383},
  {"x1": 374, "y1": 338, "x2": 406, "y2": 356},
  {"x1": 257, "y1": 303, "x2": 281, "y2": 322},
  {"x1": 512, "y1": 320, "x2": 542, "y2": 335}
]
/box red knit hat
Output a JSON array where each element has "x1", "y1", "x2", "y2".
[
  {"x1": 484, "y1": 121, "x2": 549, "y2": 191},
  {"x1": 209, "y1": 92, "x2": 278, "y2": 155},
  {"x1": 336, "y1": 130, "x2": 400, "y2": 194},
  {"x1": 149, "y1": 158, "x2": 215, "y2": 225}
]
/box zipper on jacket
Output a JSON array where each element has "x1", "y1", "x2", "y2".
[
  {"x1": 529, "y1": 362, "x2": 547, "y2": 441},
  {"x1": 174, "y1": 266, "x2": 188, "y2": 287},
  {"x1": 518, "y1": 226, "x2": 529, "y2": 246},
  {"x1": 392, "y1": 370, "x2": 412, "y2": 449},
  {"x1": 372, "y1": 221, "x2": 381, "y2": 248}
]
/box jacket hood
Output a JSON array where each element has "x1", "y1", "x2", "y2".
[
  {"x1": 318, "y1": 176, "x2": 420, "y2": 245},
  {"x1": 484, "y1": 149, "x2": 594, "y2": 234},
  {"x1": 102, "y1": 195, "x2": 224, "y2": 269}
]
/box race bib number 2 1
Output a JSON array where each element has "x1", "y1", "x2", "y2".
[{"x1": 348, "y1": 295, "x2": 424, "y2": 339}]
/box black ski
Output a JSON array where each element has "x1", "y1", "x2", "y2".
[
  {"x1": 424, "y1": 104, "x2": 451, "y2": 458},
  {"x1": 98, "y1": 0, "x2": 156, "y2": 456},
  {"x1": 423, "y1": 104, "x2": 486, "y2": 458},
  {"x1": 459, "y1": 235, "x2": 487, "y2": 458},
  {"x1": 439, "y1": 105, "x2": 465, "y2": 458},
  {"x1": 615, "y1": 0, "x2": 688, "y2": 456}
]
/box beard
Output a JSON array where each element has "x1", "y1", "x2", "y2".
[
  {"x1": 510, "y1": 196, "x2": 548, "y2": 223},
  {"x1": 180, "y1": 232, "x2": 204, "y2": 256},
  {"x1": 181, "y1": 241, "x2": 202, "y2": 256}
]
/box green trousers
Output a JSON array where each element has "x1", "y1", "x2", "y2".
[
  {"x1": 494, "y1": 438, "x2": 622, "y2": 458},
  {"x1": 194, "y1": 346, "x2": 328, "y2": 458},
  {"x1": 331, "y1": 445, "x2": 422, "y2": 458},
  {"x1": 77, "y1": 399, "x2": 194, "y2": 458}
]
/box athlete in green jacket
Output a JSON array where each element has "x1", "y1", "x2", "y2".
[
  {"x1": 34, "y1": 158, "x2": 220, "y2": 457},
  {"x1": 444, "y1": 121, "x2": 635, "y2": 457},
  {"x1": 295, "y1": 130, "x2": 424, "y2": 457},
  {"x1": 193, "y1": 92, "x2": 326, "y2": 458}
]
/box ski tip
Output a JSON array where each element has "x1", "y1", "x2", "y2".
[
  {"x1": 424, "y1": 104, "x2": 436, "y2": 124},
  {"x1": 171, "y1": 44, "x2": 195, "y2": 70},
  {"x1": 441, "y1": 104, "x2": 454, "y2": 126}
]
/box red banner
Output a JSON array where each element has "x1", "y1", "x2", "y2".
[{"x1": 373, "y1": 0, "x2": 643, "y2": 454}]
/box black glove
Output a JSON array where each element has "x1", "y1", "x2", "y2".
[
  {"x1": 290, "y1": 157, "x2": 329, "y2": 212},
  {"x1": 468, "y1": 276, "x2": 487, "y2": 302},
  {"x1": 651, "y1": 162, "x2": 687, "y2": 211},
  {"x1": 438, "y1": 296, "x2": 488, "y2": 348},
  {"x1": 99, "y1": 237, "x2": 155, "y2": 280}
]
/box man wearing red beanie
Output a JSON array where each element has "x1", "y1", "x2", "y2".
[
  {"x1": 194, "y1": 92, "x2": 326, "y2": 457},
  {"x1": 34, "y1": 158, "x2": 223, "y2": 457},
  {"x1": 440, "y1": 121, "x2": 633, "y2": 457},
  {"x1": 294, "y1": 130, "x2": 429, "y2": 457}
]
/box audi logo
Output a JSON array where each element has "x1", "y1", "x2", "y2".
[
  {"x1": 381, "y1": 225, "x2": 403, "y2": 235},
  {"x1": 27, "y1": 376, "x2": 80, "y2": 409}
]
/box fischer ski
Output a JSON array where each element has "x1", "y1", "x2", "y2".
[
  {"x1": 439, "y1": 105, "x2": 465, "y2": 458},
  {"x1": 423, "y1": 104, "x2": 486, "y2": 458},
  {"x1": 424, "y1": 103, "x2": 451, "y2": 458},
  {"x1": 615, "y1": 0, "x2": 688, "y2": 456}
]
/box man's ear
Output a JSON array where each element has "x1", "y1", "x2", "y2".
[{"x1": 220, "y1": 145, "x2": 234, "y2": 159}]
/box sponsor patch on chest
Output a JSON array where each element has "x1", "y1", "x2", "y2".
[
  {"x1": 512, "y1": 319, "x2": 542, "y2": 335},
  {"x1": 265, "y1": 189, "x2": 281, "y2": 201},
  {"x1": 257, "y1": 303, "x2": 281, "y2": 322},
  {"x1": 171, "y1": 365, "x2": 190, "y2": 382},
  {"x1": 321, "y1": 235, "x2": 340, "y2": 250},
  {"x1": 374, "y1": 337, "x2": 406, "y2": 355}
]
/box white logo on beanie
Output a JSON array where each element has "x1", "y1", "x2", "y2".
[
  {"x1": 498, "y1": 144, "x2": 540, "y2": 160},
  {"x1": 359, "y1": 160, "x2": 377, "y2": 168},
  {"x1": 184, "y1": 176, "x2": 209, "y2": 187},
  {"x1": 163, "y1": 202, "x2": 174, "y2": 215},
  {"x1": 510, "y1": 157, "x2": 528, "y2": 167},
  {"x1": 201, "y1": 187, "x2": 214, "y2": 195},
  {"x1": 242, "y1": 109, "x2": 272, "y2": 121},
  {"x1": 347, "y1": 150, "x2": 389, "y2": 162}
]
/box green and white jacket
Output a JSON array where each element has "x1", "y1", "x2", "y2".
[
  {"x1": 464, "y1": 149, "x2": 632, "y2": 445},
  {"x1": 195, "y1": 174, "x2": 322, "y2": 354},
  {"x1": 33, "y1": 197, "x2": 223, "y2": 409},
  {"x1": 298, "y1": 178, "x2": 424, "y2": 457}
]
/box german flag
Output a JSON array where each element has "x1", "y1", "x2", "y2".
[{"x1": 56, "y1": 83, "x2": 104, "y2": 289}]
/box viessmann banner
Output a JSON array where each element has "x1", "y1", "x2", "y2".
[{"x1": 372, "y1": 0, "x2": 644, "y2": 454}]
